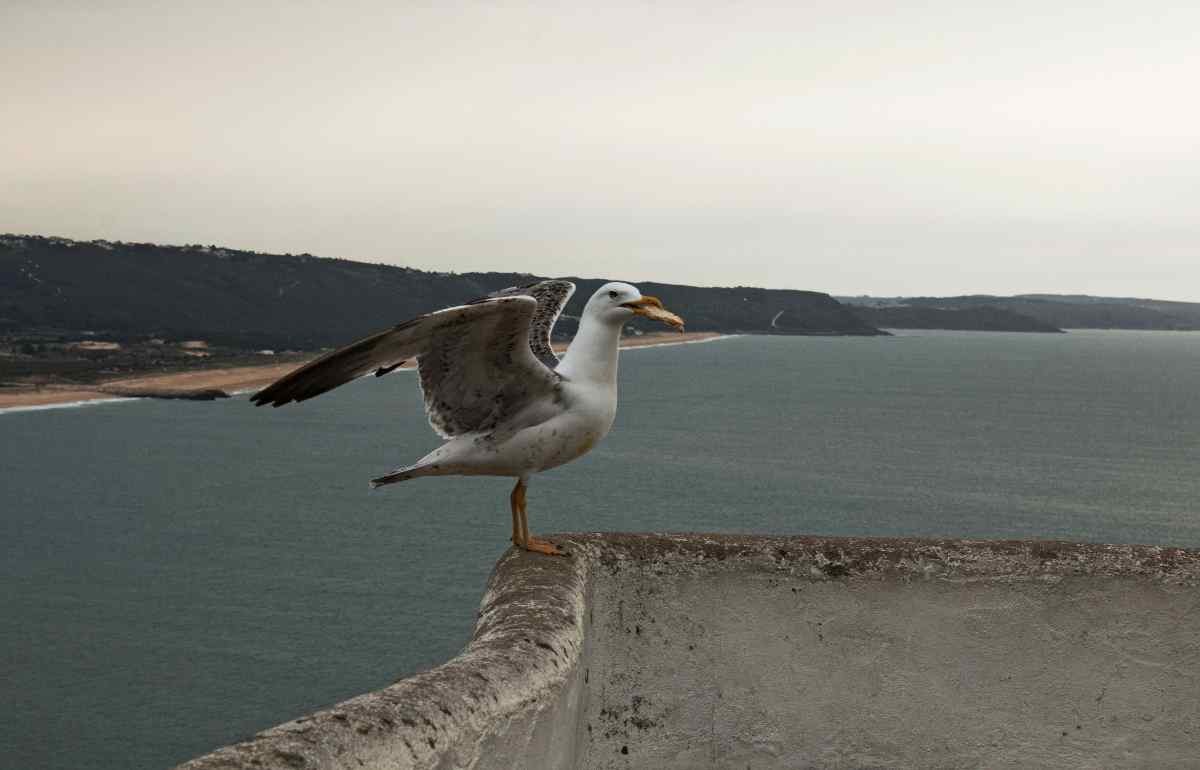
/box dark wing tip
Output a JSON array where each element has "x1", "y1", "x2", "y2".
[
  {"x1": 249, "y1": 382, "x2": 304, "y2": 408},
  {"x1": 374, "y1": 361, "x2": 405, "y2": 377},
  {"x1": 249, "y1": 365, "x2": 370, "y2": 408},
  {"x1": 248, "y1": 390, "x2": 285, "y2": 408}
]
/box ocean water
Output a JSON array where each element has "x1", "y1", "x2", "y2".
[{"x1": 3, "y1": 330, "x2": 1200, "y2": 769}]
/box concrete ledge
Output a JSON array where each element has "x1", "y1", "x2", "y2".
[{"x1": 174, "y1": 534, "x2": 1200, "y2": 770}]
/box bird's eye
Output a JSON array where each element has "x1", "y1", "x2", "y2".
[{"x1": 608, "y1": 290, "x2": 619, "y2": 299}]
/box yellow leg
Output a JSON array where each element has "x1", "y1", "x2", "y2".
[
  {"x1": 517, "y1": 483, "x2": 530, "y2": 546},
  {"x1": 510, "y1": 481, "x2": 525, "y2": 547},
  {"x1": 510, "y1": 478, "x2": 565, "y2": 556}
]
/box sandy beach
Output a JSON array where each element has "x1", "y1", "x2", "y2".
[{"x1": 0, "y1": 332, "x2": 725, "y2": 412}]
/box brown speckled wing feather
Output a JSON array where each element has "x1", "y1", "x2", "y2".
[
  {"x1": 250, "y1": 298, "x2": 560, "y2": 439},
  {"x1": 477, "y1": 280, "x2": 576, "y2": 369}
]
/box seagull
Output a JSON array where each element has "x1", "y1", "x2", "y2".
[{"x1": 250, "y1": 280, "x2": 684, "y2": 556}]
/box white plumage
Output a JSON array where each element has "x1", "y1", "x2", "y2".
[{"x1": 252, "y1": 280, "x2": 684, "y2": 555}]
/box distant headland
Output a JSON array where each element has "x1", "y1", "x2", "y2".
[
  {"x1": 0, "y1": 234, "x2": 882, "y2": 349},
  {"x1": 839, "y1": 293, "x2": 1200, "y2": 332},
  {"x1": 0, "y1": 234, "x2": 880, "y2": 406},
  {"x1": 5, "y1": 233, "x2": 1200, "y2": 409}
]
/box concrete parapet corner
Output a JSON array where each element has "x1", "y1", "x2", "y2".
[{"x1": 174, "y1": 534, "x2": 1200, "y2": 770}]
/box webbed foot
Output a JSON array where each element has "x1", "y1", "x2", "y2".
[{"x1": 523, "y1": 537, "x2": 568, "y2": 557}]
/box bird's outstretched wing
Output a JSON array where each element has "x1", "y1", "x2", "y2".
[
  {"x1": 479, "y1": 279, "x2": 575, "y2": 369},
  {"x1": 251, "y1": 296, "x2": 564, "y2": 438}
]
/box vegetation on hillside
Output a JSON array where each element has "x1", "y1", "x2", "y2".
[{"x1": 0, "y1": 235, "x2": 883, "y2": 353}]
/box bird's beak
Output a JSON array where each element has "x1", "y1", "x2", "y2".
[{"x1": 622, "y1": 295, "x2": 685, "y2": 332}]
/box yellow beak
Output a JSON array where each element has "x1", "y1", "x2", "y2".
[{"x1": 621, "y1": 295, "x2": 685, "y2": 332}]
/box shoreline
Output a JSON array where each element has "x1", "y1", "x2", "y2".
[{"x1": 0, "y1": 332, "x2": 728, "y2": 414}]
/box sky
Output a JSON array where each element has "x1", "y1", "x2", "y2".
[{"x1": 3, "y1": 1, "x2": 1198, "y2": 300}]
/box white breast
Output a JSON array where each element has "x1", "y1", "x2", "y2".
[{"x1": 417, "y1": 379, "x2": 617, "y2": 477}]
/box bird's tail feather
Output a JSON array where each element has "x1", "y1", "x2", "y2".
[{"x1": 370, "y1": 463, "x2": 429, "y2": 488}]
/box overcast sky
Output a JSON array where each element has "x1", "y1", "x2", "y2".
[{"x1": 3, "y1": 1, "x2": 1198, "y2": 299}]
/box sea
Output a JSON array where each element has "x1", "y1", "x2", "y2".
[{"x1": 3, "y1": 330, "x2": 1199, "y2": 769}]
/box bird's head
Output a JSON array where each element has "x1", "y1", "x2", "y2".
[{"x1": 586, "y1": 282, "x2": 685, "y2": 332}]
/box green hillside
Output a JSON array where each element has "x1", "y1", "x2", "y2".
[{"x1": 0, "y1": 235, "x2": 883, "y2": 350}]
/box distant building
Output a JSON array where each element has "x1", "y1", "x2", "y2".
[
  {"x1": 71, "y1": 340, "x2": 121, "y2": 351},
  {"x1": 179, "y1": 340, "x2": 209, "y2": 350}
]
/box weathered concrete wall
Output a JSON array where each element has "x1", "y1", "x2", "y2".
[{"x1": 175, "y1": 535, "x2": 1200, "y2": 770}]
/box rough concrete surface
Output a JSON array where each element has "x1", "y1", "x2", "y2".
[{"x1": 174, "y1": 534, "x2": 1200, "y2": 770}]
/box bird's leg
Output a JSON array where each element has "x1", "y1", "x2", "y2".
[
  {"x1": 510, "y1": 480, "x2": 525, "y2": 548},
  {"x1": 513, "y1": 478, "x2": 565, "y2": 556},
  {"x1": 517, "y1": 481, "x2": 530, "y2": 546}
]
